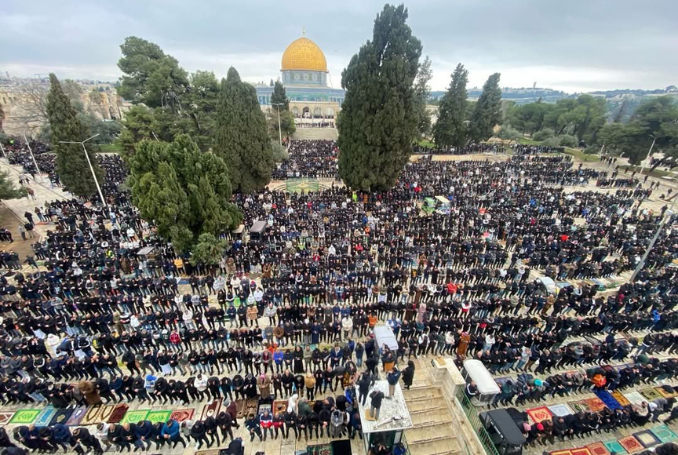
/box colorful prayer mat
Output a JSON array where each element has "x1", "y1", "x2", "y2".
[
  {"x1": 582, "y1": 397, "x2": 607, "y2": 412},
  {"x1": 34, "y1": 406, "x2": 57, "y2": 426},
  {"x1": 624, "y1": 391, "x2": 647, "y2": 405},
  {"x1": 200, "y1": 400, "x2": 220, "y2": 420},
  {"x1": 603, "y1": 440, "x2": 626, "y2": 455},
  {"x1": 548, "y1": 404, "x2": 573, "y2": 417},
  {"x1": 526, "y1": 406, "x2": 553, "y2": 423},
  {"x1": 81, "y1": 405, "x2": 103, "y2": 425},
  {"x1": 236, "y1": 399, "x2": 247, "y2": 419},
  {"x1": 655, "y1": 387, "x2": 677, "y2": 399},
  {"x1": 594, "y1": 390, "x2": 621, "y2": 410},
  {"x1": 146, "y1": 410, "x2": 172, "y2": 424},
  {"x1": 651, "y1": 424, "x2": 678, "y2": 443},
  {"x1": 586, "y1": 442, "x2": 610, "y2": 455},
  {"x1": 569, "y1": 401, "x2": 590, "y2": 413},
  {"x1": 641, "y1": 388, "x2": 663, "y2": 401},
  {"x1": 633, "y1": 430, "x2": 661, "y2": 448},
  {"x1": 49, "y1": 408, "x2": 74, "y2": 426},
  {"x1": 9, "y1": 409, "x2": 39, "y2": 425},
  {"x1": 66, "y1": 406, "x2": 87, "y2": 426},
  {"x1": 618, "y1": 436, "x2": 644, "y2": 454},
  {"x1": 0, "y1": 412, "x2": 15, "y2": 425},
  {"x1": 306, "y1": 443, "x2": 333, "y2": 455},
  {"x1": 107, "y1": 403, "x2": 129, "y2": 424},
  {"x1": 550, "y1": 451, "x2": 573, "y2": 455},
  {"x1": 121, "y1": 409, "x2": 149, "y2": 425},
  {"x1": 194, "y1": 450, "x2": 219, "y2": 455},
  {"x1": 170, "y1": 409, "x2": 195, "y2": 423},
  {"x1": 571, "y1": 448, "x2": 592, "y2": 455},
  {"x1": 612, "y1": 391, "x2": 631, "y2": 407}
]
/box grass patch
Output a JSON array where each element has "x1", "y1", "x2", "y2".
[
  {"x1": 518, "y1": 137, "x2": 541, "y2": 145},
  {"x1": 418, "y1": 139, "x2": 436, "y2": 148},
  {"x1": 99, "y1": 143, "x2": 122, "y2": 153},
  {"x1": 563, "y1": 147, "x2": 600, "y2": 162}
]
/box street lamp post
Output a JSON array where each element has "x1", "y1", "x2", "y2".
[
  {"x1": 272, "y1": 103, "x2": 284, "y2": 148},
  {"x1": 639, "y1": 135, "x2": 656, "y2": 176},
  {"x1": 59, "y1": 134, "x2": 107, "y2": 207},
  {"x1": 630, "y1": 196, "x2": 677, "y2": 282},
  {"x1": 23, "y1": 134, "x2": 42, "y2": 180}
]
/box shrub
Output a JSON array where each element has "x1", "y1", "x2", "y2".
[{"x1": 533, "y1": 128, "x2": 555, "y2": 142}]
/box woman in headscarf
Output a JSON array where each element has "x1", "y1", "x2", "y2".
[{"x1": 402, "y1": 360, "x2": 415, "y2": 390}]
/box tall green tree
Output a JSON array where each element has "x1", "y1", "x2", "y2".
[
  {"x1": 270, "y1": 81, "x2": 290, "y2": 111},
  {"x1": 46, "y1": 73, "x2": 104, "y2": 198},
  {"x1": 542, "y1": 95, "x2": 606, "y2": 142},
  {"x1": 214, "y1": 67, "x2": 274, "y2": 193},
  {"x1": 433, "y1": 63, "x2": 469, "y2": 147},
  {"x1": 0, "y1": 171, "x2": 28, "y2": 200},
  {"x1": 599, "y1": 96, "x2": 678, "y2": 164},
  {"x1": 413, "y1": 56, "x2": 433, "y2": 138},
  {"x1": 469, "y1": 73, "x2": 502, "y2": 143},
  {"x1": 117, "y1": 37, "x2": 190, "y2": 110},
  {"x1": 128, "y1": 134, "x2": 241, "y2": 253},
  {"x1": 337, "y1": 4, "x2": 422, "y2": 190},
  {"x1": 268, "y1": 81, "x2": 295, "y2": 139},
  {"x1": 118, "y1": 106, "x2": 158, "y2": 157},
  {"x1": 506, "y1": 100, "x2": 555, "y2": 136}
]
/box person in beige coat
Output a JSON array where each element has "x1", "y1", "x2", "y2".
[{"x1": 257, "y1": 374, "x2": 271, "y2": 401}]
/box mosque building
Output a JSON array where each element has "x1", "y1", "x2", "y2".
[{"x1": 255, "y1": 33, "x2": 345, "y2": 120}]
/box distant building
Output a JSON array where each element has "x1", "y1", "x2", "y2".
[{"x1": 255, "y1": 34, "x2": 345, "y2": 121}]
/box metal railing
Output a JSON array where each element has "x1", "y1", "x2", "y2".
[{"x1": 455, "y1": 389, "x2": 501, "y2": 455}]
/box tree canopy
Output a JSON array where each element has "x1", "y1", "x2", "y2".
[
  {"x1": 271, "y1": 81, "x2": 290, "y2": 111},
  {"x1": 213, "y1": 67, "x2": 274, "y2": 193},
  {"x1": 337, "y1": 4, "x2": 422, "y2": 191},
  {"x1": 128, "y1": 134, "x2": 241, "y2": 253},
  {"x1": 598, "y1": 96, "x2": 678, "y2": 165},
  {"x1": 433, "y1": 63, "x2": 469, "y2": 147},
  {"x1": 413, "y1": 56, "x2": 433, "y2": 138},
  {"x1": 46, "y1": 73, "x2": 104, "y2": 198},
  {"x1": 469, "y1": 73, "x2": 502, "y2": 143},
  {"x1": 268, "y1": 81, "x2": 295, "y2": 140},
  {"x1": 0, "y1": 171, "x2": 28, "y2": 200}
]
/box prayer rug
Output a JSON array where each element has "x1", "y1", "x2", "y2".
[
  {"x1": 235, "y1": 399, "x2": 247, "y2": 419},
  {"x1": 107, "y1": 403, "x2": 129, "y2": 424},
  {"x1": 526, "y1": 406, "x2": 553, "y2": 424},
  {"x1": 633, "y1": 430, "x2": 661, "y2": 448},
  {"x1": 612, "y1": 391, "x2": 631, "y2": 407},
  {"x1": 194, "y1": 450, "x2": 219, "y2": 455},
  {"x1": 624, "y1": 391, "x2": 647, "y2": 405},
  {"x1": 0, "y1": 412, "x2": 15, "y2": 425},
  {"x1": 571, "y1": 448, "x2": 592, "y2": 455},
  {"x1": 550, "y1": 451, "x2": 573, "y2": 455},
  {"x1": 306, "y1": 443, "x2": 333, "y2": 455},
  {"x1": 656, "y1": 387, "x2": 677, "y2": 399},
  {"x1": 594, "y1": 390, "x2": 621, "y2": 410},
  {"x1": 641, "y1": 388, "x2": 662, "y2": 401},
  {"x1": 272, "y1": 399, "x2": 287, "y2": 416},
  {"x1": 548, "y1": 404, "x2": 573, "y2": 417},
  {"x1": 49, "y1": 408, "x2": 74, "y2": 426},
  {"x1": 651, "y1": 424, "x2": 678, "y2": 443},
  {"x1": 81, "y1": 405, "x2": 104, "y2": 425},
  {"x1": 34, "y1": 406, "x2": 57, "y2": 426},
  {"x1": 9, "y1": 409, "x2": 39, "y2": 425},
  {"x1": 569, "y1": 401, "x2": 590, "y2": 413},
  {"x1": 146, "y1": 410, "x2": 172, "y2": 424},
  {"x1": 169, "y1": 409, "x2": 195, "y2": 423},
  {"x1": 618, "y1": 436, "x2": 644, "y2": 454},
  {"x1": 258, "y1": 403, "x2": 272, "y2": 416},
  {"x1": 66, "y1": 406, "x2": 87, "y2": 426},
  {"x1": 603, "y1": 440, "x2": 626, "y2": 455},
  {"x1": 121, "y1": 409, "x2": 149, "y2": 425},
  {"x1": 583, "y1": 397, "x2": 607, "y2": 412},
  {"x1": 586, "y1": 442, "x2": 610, "y2": 455},
  {"x1": 200, "y1": 400, "x2": 221, "y2": 420}
]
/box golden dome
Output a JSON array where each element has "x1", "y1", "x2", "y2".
[{"x1": 281, "y1": 37, "x2": 328, "y2": 72}]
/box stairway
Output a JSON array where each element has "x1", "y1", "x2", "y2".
[{"x1": 402, "y1": 366, "x2": 462, "y2": 455}]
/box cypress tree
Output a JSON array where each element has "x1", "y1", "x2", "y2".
[
  {"x1": 469, "y1": 73, "x2": 502, "y2": 143},
  {"x1": 214, "y1": 67, "x2": 274, "y2": 193},
  {"x1": 46, "y1": 73, "x2": 104, "y2": 198},
  {"x1": 337, "y1": 4, "x2": 422, "y2": 191},
  {"x1": 270, "y1": 81, "x2": 290, "y2": 111},
  {"x1": 433, "y1": 63, "x2": 469, "y2": 147}
]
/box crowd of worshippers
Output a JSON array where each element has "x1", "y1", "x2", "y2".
[
  {"x1": 512, "y1": 144, "x2": 566, "y2": 155},
  {"x1": 412, "y1": 143, "x2": 507, "y2": 155},
  {"x1": 6, "y1": 420, "x2": 246, "y2": 455},
  {"x1": 271, "y1": 140, "x2": 338, "y2": 180}
]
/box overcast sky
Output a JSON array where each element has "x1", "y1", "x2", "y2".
[{"x1": 1, "y1": 0, "x2": 676, "y2": 93}]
